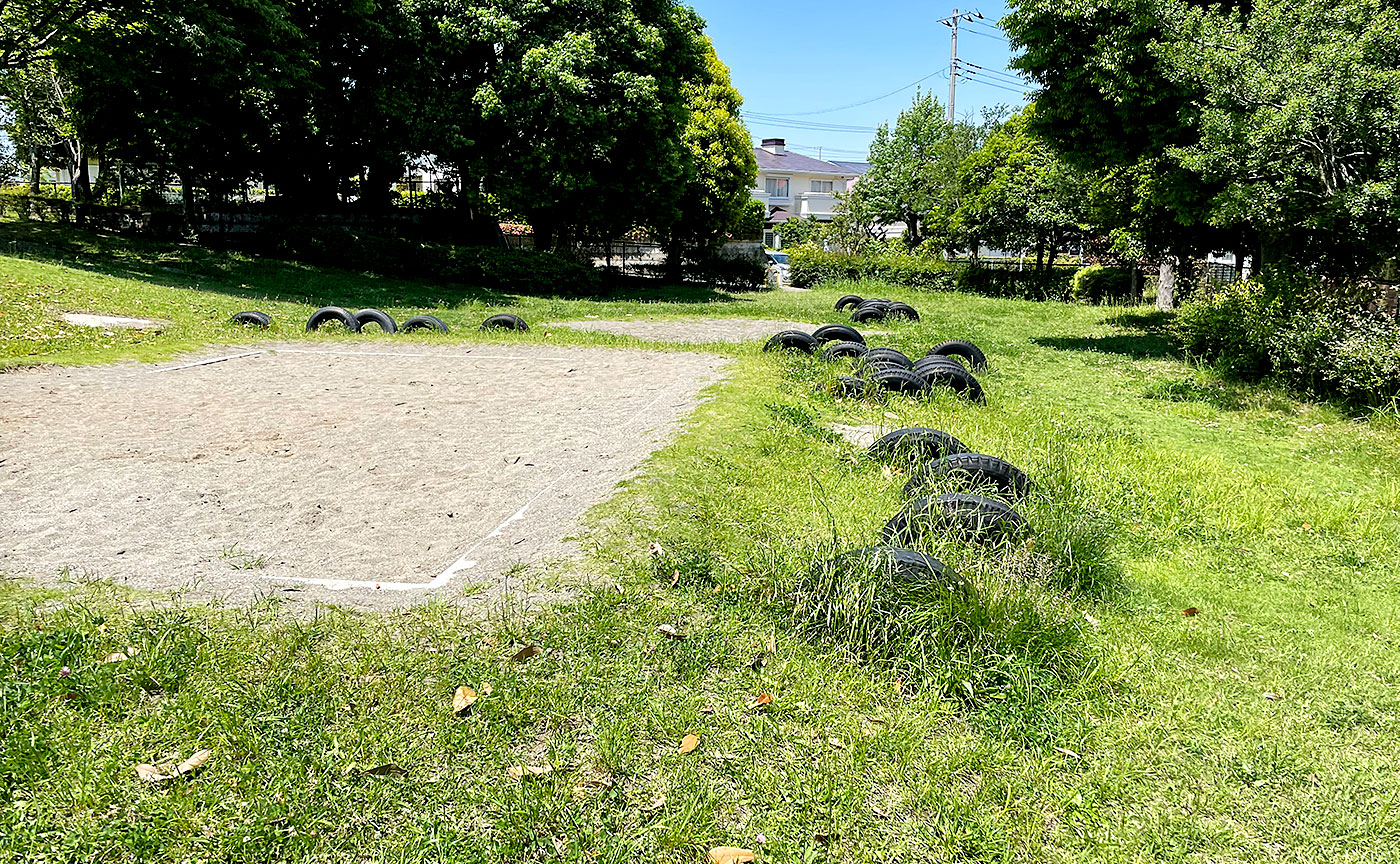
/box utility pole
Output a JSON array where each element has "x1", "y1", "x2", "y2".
[{"x1": 938, "y1": 9, "x2": 984, "y2": 123}]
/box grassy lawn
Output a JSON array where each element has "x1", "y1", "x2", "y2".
[{"x1": 4, "y1": 224, "x2": 1400, "y2": 861}]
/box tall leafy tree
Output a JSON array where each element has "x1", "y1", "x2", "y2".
[
  {"x1": 861, "y1": 91, "x2": 983, "y2": 249},
  {"x1": 653, "y1": 38, "x2": 756, "y2": 276},
  {"x1": 956, "y1": 104, "x2": 1089, "y2": 269}
]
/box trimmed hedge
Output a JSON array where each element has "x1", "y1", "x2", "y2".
[
  {"x1": 274, "y1": 228, "x2": 603, "y2": 296},
  {"x1": 788, "y1": 246, "x2": 1079, "y2": 300},
  {"x1": 0, "y1": 192, "x2": 74, "y2": 223},
  {"x1": 788, "y1": 247, "x2": 956, "y2": 291},
  {"x1": 1070, "y1": 264, "x2": 1139, "y2": 304}
]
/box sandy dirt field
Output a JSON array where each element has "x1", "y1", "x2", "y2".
[
  {"x1": 547, "y1": 317, "x2": 814, "y2": 343},
  {"x1": 0, "y1": 343, "x2": 727, "y2": 610}
]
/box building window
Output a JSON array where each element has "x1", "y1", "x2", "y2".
[
  {"x1": 810, "y1": 180, "x2": 833, "y2": 193},
  {"x1": 764, "y1": 177, "x2": 789, "y2": 198},
  {"x1": 763, "y1": 230, "x2": 777, "y2": 248}
]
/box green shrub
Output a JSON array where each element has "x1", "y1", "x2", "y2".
[
  {"x1": 1170, "y1": 280, "x2": 1281, "y2": 377},
  {"x1": 0, "y1": 191, "x2": 74, "y2": 223},
  {"x1": 273, "y1": 228, "x2": 603, "y2": 296},
  {"x1": 1070, "y1": 264, "x2": 1138, "y2": 304},
  {"x1": 787, "y1": 246, "x2": 956, "y2": 291},
  {"x1": 954, "y1": 265, "x2": 1074, "y2": 301}
]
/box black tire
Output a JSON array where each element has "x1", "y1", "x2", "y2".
[
  {"x1": 859, "y1": 360, "x2": 914, "y2": 377},
  {"x1": 353, "y1": 308, "x2": 398, "y2": 334},
  {"x1": 229, "y1": 310, "x2": 270, "y2": 327},
  {"x1": 863, "y1": 347, "x2": 914, "y2": 369},
  {"x1": 887, "y1": 302, "x2": 920, "y2": 321},
  {"x1": 851, "y1": 306, "x2": 887, "y2": 324},
  {"x1": 928, "y1": 339, "x2": 988, "y2": 371},
  {"x1": 913, "y1": 355, "x2": 967, "y2": 375},
  {"x1": 305, "y1": 306, "x2": 360, "y2": 333},
  {"x1": 904, "y1": 452, "x2": 1032, "y2": 500},
  {"x1": 401, "y1": 314, "x2": 449, "y2": 333},
  {"x1": 828, "y1": 376, "x2": 869, "y2": 397},
  {"x1": 919, "y1": 364, "x2": 986, "y2": 402},
  {"x1": 811, "y1": 324, "x2": 865, "y2": 344},
  {"x1": 763, "y1": 330, "x2": 818, "y2": 354},
  {"x1": 871, "y1": 367, "x2": 928, "y2": 396},
  {"x1": 867, "y1": 427, "x2": 969, "y2": 463},
  {"x1": 481, "y1": 313, "x2": 529, "y2": 332},
  {"x1": 821, "y1": 340, "x2": 869, "y2": 361},
  {"x1": 855, "y1": 298, "x2": 892, "y2": 311},
  {"x1": 825, "y1": 546, "x2": 965, "y2": 592},
  {"x1": 834, "y1": 294, "x2": 864, "y2": 311},
  {"x1": 882, "y1": 493, "x2": 1026, "y2": 545}
]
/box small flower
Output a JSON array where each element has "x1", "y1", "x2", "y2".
[
  {"x1": 59, "y1": 666, "x2": 71, "y2": 677},
  {"x1": 756, "y1": 833, "x2": 767, "y2": 845}
]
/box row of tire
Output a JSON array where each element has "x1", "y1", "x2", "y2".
[
  {"x1": 835, "y1": 294, "x2": 921, "y2": 324},
  {"x1": 228, "y1": 307, "x2": 532, "y2": 334},
  {"x1": 763, "y1": 324, "x2": 989, "y2": 402}
]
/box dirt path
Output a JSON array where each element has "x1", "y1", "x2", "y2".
[{"x1": 0, "y1": 343, "x2": 727, "y2": 610}]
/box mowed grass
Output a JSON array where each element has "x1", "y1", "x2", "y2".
[{"x1": 4, "y1": 227, "x2": 1400, "y2": 861}]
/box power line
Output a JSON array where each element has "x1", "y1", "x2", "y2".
[
  {"x1": 751, "y1": 69, "x2": 949, "y2": 118},
  {"x1": 960, "y1": 61, "x2": 1025, "y2": 85},
  {"x1": 742, "y1": 113, "x2": 878, "y2": 134}
]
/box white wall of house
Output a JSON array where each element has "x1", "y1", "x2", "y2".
[{"x1": 748, "y1": 141, "x2": 855, "y2": 222}]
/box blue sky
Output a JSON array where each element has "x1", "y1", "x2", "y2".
[{"x1": 694, "y1": 1, "x2": 1025, "y2": 162}]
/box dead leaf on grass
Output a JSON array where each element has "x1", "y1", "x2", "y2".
[
  {"x1": 135, "y1": 749, "x2": 213, "y2": 783},
  {"x1": 669, "y1": 570, "x2": 680, "y2": 587},
  {"x1": 452, "y1": 685, "x2": 477, "y2": 716},
  {"x1": 572, "y1": 777, "x2": 614, "y2": 797},
  {"x1": 679, "y1": 733, "x2": 700, "y2": 754},
  {"x1": 363, "y1": 763, "x2": 408, "y2": 778},
  {"x1": 657, "y1": 624, "x2": 684, "y2": 640},
  {"x1": 699, "y1": 704, "x2": 715, "y2": 715},
  {"x1": 507, "y1": 764, "x2": 553, "y2": 780},
  {"x1": 104, "y1": 652, "x2": 128, "y2": 664},
  {"x1": 1182, "y1": 607, "x2": 1200, "y2": 617},
  {"x1": 709, "y1": 846, "x2": 756, "y2": 864},
  {"x1": 1263, "y1": 692, "x2": 1281, "y2": 701},
  {"x1": 511, "y1": 645, "x2": 541, "y2": 663},
  {"x1": 1054, "y1": 746, "x2": 1080, "y2": 759},
  {"x1": 644, "y1": 793, "x2": 666, "y2": 811},
  {"x1": 750, "y1": 693, "x2": 773, "y2": 709}
]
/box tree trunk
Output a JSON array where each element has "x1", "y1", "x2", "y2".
[
  {"x1": 1156, "y1": 258, "x2": 1177, "y2": 311},
  {"x1": 1035, "y1": 235, "x2": 1045, "y2": 271},
  {"x1": 1130, "y1": 264, "x2": 1141, "y2": 300},
  {"x1": 179, "y1": 170, "x2": 198, "y2": 229},
  {"x1": 28, "y1": 152, "x2": 41, "y2": 194}
]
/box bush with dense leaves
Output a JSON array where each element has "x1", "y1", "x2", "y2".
[
  {"x1": 787, "y1": 247, "x2": 957, "y2": 291},
  {"x1": 1173, "y1": 280, "x2": 1400, "y2": 404},
  {"x1": 273, "y1": 228, "x2": 602, "y2": 296},
  {"x1": 1070, "y1": 264, "x2": 1139, "y2": 304},
  {"x1": 953, "y1": 265, "x2": 1075, "y2": 301}
]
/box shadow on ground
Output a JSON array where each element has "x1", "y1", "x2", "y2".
[{"x1": 0, "y1": 222, "x2": 748, "y2": 309}]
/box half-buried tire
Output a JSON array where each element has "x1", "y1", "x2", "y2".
[
  {"x1": 862, "y1": 347, "x2": 914, "y2": 369},
  {"x1": 828, "y1": 376, "x2": 869, "y2": 397},
  {"x1": 481, "y1": 313, "x2": 529, "y2": 332},
  {"x1": 822, "y1": 546, "x2": 966, "y2": 593},
  {"x1": 812, "y1": 323, "x2": 865, "y2": 344},
  {"x1": 887, "y1": 302, "x2": 920, "y2": 321},
  {"x1": 882, "y1": 493, "x2": 1026, "y2": 545},
  {"x1": 353, "y1": 308, "x2": 398, "y2": 334},
  {"x1": 401, "y1": 314, "x2": 450, "y2": 333},
  {"x1": 851, "y1": 305, "x2": 887, "y2": 324},
  {"x1": 305, "y1": 306, "x2": 360, "y2": 332},
  {"x1": 928, "y1": 339, "x2": 988, "y2": 371},
  {"x1": 835, "y1": 294, "x2": 865, "y2": 311},
  {"x1": 904, "y1": 452, "x2": 1032, "y2": 500},
  {"x1": 916, "y1": 363, "x2": 986, "y2": 402},
  {"x1": 821, "y1": 340, "x2": 868, "y2": 361},
  {"x1": 229, "y1": 310, "x2": 271, "y2": 327},
  {"x1": 871, "y1": 367, "x2": 928, "y2": 396},
  {"x1": 867, "y1": 427, "x2": 968, "y2": 463},
  {"x1": 763, "y1": 330, "x2": 818, "y2": 354}
]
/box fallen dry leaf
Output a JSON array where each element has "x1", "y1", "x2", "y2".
[
  {"x1": 480, "y1": 682, "x2": 493, "y2": 696},
  {"x1": 1263, "y1": 692, "x2": 1281, "y2": 701},
  {"x1": 669, "y1": 570, "x2": 680, "y2": 587},
  {"x1": 679, "y1": 733, "x2": 700, "y2": 754},
  {"x1": 645, "y1": 793, "x2": 666, "y2": 811},
  {"x1": 1182, "y1": 607, "x2": 1200, "y2": 617},
  {"x1": 709, "y1": 846, "x2": 756, "y2": 864},
  {"x1": 1053, "y1": 746, "x2": 1080, "y2": 759},
  {"x1": 134, "y1": 763, "x2": 169, "y2": 782},
  {"x1": 699, "y1": 704, "x2": 715, "y2": 715},
  {"x1": 452, "y1": 685, "x2": 477, "y2": 716},
  {"x1": 1302, "y1": 522, "x2": 1313, "y2": 532},
  {"x1": 657, "y1": 624, "x2": 684, "y2": 640},
  {"x1": 572, "y1": 777, "x2": 614, "y2": 797},
  {"x1": 507, "y1": 764, "x2": 553, "y2": 780},
  {"x1": 511, "y1": 645, "x2": 541, "y2": 663},
  {"x1": 104, "y1": 651, "x2": 128, "y2": 664},
  {"x1": 177, "y1": 749, "x2": 211, "y2": 776},
  {"x1": 827, "y1": 737, "x2": 845, "y2": 749},
  {"x1": 767, "y1": 633, "x2": 776, "y2": 654},
  {"x1": 750, "y1": 693, "x2": 773, "y2": 709},
  {"x1": 363, "y1": 763, "x2": 407, "y2": 778},
  {"x1": 134, "y1": 749, "x2": 213, "y2": 783}
]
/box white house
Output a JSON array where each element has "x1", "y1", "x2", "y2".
[{"x1": 750, "y1": 138, "x2": 860, "y2": 247}]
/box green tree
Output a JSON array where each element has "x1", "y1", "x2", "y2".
[
  {"x1": 654, "y1": 38, "x2": 757, "y2": 277},
  {"x1": 955, "y1": 104, "x2": 1089, "y2": 269},
  {"x1": 861, "y1": 90, "x2": 985, "y2": 249}
]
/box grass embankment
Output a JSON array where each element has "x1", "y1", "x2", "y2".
[{"x1": 3, "y1": 225, "x2": 1400, "y2": 861}]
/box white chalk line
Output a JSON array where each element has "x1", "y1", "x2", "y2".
[
  {"x1": 262, "y1": 386, "x2": 676, "y2": 593},
  {"x1": 147, "y1": 350, "x2": 266, "y2": 374}
]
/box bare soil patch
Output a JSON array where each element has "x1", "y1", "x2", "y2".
[
  {"x1": 0, "y1": 343, "x2": 727, "y2": 610},
  {"x1": 547, "y1": 317, "x2": 813, "y2": 344}
]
